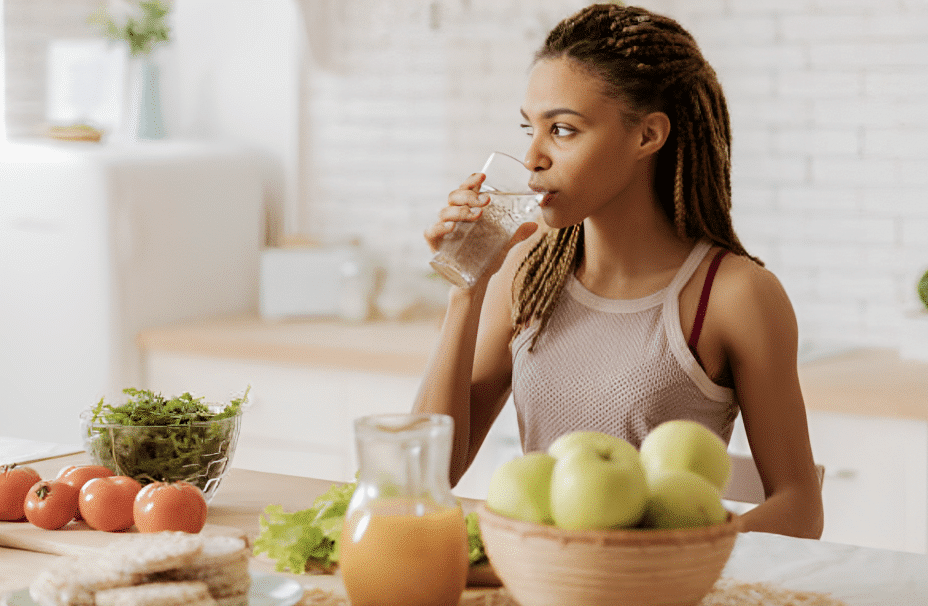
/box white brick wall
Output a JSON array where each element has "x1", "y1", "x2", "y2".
[
  {"x1": 295, "y1": 0, "x2": 928, "y2": 349},
  {"x1": 5, "y1": 0, "x2": 928, "y2": 351},
  {"x1": 654, "y1": 0, "x2": 928, "y2": 348},
  {"x1": 300, "y1": 0, "x2": 588, "y2": 274}
]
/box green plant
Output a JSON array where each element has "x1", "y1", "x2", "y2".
[
  {"x1": 90, "y1": 1, "x2": 171, "y2": 56},
  {"x1": 919, "y1": 268, "x2": 928, "y2": 310}
]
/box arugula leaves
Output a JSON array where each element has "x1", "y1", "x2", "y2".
[{"x1": 84, "y1": 387, "x2": 246, "y2": 492}]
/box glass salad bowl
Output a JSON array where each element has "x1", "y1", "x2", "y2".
[{"x1": 80, "y1": 389, "x2": 245, "y2": 503}]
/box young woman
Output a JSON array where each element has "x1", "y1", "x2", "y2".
[{"x1": 416, "y1": 3, "x2": 823, "y2": 539}]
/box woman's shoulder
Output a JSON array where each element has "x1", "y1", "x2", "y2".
[
  {"x1": 715, "y1": 250, "x2": 787, "y2": 297},
  {"x1": 712, "y1": 248, "x2": 798, "y2": 335}
]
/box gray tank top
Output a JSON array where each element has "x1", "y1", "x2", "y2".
[{"x1": 511, "y1": 239, "x2": 738, "y2": 453}]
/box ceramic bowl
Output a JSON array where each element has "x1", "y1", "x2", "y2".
[{"x1": 475, "y1": 502, "x2": 740, "y2": 606}]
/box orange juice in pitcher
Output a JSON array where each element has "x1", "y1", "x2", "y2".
[
  {"x1": 339, "y1": 414, "x2": 469, "y2": 606},
  {"x1": 340, "y1": 499, "x2": 468, "y2": 606}
]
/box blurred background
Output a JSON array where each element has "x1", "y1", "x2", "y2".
[
  {"x1": 4, "y1": 0, "x2": 927, "y2": 341},
  {"x1": 2, "y1": 0, "x2": 928, "y2": 553}
]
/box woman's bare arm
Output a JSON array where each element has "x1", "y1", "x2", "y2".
[
  {"x1": 714, "y1": 259, "x2": 824, "y2": 538},
  {"x1": 414, "y1": 173, "x2": 539, "y2": 484}
]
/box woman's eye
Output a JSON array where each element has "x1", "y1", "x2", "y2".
[
  {"x1": 551, "y1": 124, "x2": 575, "y2": 137},
  {"x1": 520, "y1": 123, "x2": 534, "y2": 136}
]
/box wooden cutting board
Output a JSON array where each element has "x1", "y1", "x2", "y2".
[{"x1": 0, "y1": 519, "x2": 247, "y2": 558}]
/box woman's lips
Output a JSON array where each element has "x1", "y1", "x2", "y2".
[{"x1": 531, "y1": 185, "x2": 556, "y2": 206}]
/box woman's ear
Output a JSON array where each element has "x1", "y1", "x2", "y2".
[{"x1": 637, "y1": 111, "x2": 671, "y2": 158}]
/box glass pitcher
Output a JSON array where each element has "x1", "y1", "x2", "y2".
[{"x1": 339, "y1": 413, "x2": 469, "y2": 606}]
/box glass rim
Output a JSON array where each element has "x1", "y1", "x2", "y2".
[
  {"x1": 354, "y1": 412, "x2": 453, "y2": 435},
  {"x1": 480, "y1": 151, "x2": 535, "y2": 194},
  {"x1": 80, "y1": 406, "x2": 243, "y2": 428}
]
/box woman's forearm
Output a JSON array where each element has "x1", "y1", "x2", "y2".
[
  {"x1": 736, "y1": 486, "x2": 824, "y2": 539},
  {"x1": 413, "y1": 283, "x2": 488, "y2": 485}
]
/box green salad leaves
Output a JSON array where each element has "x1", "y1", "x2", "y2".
[
  {"x1": 84, "y1": 387, "x2": 246, "y2": 494},
  {"x1": 466, "y1": 511, "x2": 488, "y2": 566},
  {"x1": 253, "y1": 480, "x2": 357, "y2": 573},
  {"x1": 88, "y1": 388, "x2": 244, "y2": 425},
  {"x1": 253, "y1": 481, "x2": 489, "y2": 573}
]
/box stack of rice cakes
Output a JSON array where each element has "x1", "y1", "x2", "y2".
[{"x1": 30, "y1": 532, "x2": 251, "y2": 606}]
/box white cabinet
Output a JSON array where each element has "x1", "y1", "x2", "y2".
[
  {"x1": 141, "y1": 331, "x2": 523, "y2": 501},
  {"x1": 143, "y1": 351, "x2": 421, "y2": 483},
  {"x1": 0, "y1": 140, "x2": 264, "y2": 445},
  {"x1": 809, "y1": 411, "x2": 927, "y2": 553},
  {"x1": 729, "y1": 410, "x2": 928, "y2": 553}
]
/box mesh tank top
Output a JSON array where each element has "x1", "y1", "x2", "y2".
[{"x1": 511, "y1": 239, "x2": 738, "y2": 453}]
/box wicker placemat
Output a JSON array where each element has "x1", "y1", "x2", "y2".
[
  {"x1": 701, "y1": 578, "x2": 848, "y2": 605},
  {"x1": 295, "y1": 586, "x2": 515, "y2": 606},
  {"x1": 294, "y1": 577, "x2": 848, "y2": 606}
]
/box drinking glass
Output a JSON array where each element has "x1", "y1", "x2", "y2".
[{"x1": 430, "y1": 152, "x2": 542, "y2": 288}]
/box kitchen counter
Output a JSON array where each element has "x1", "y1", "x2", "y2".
[
  {"x1": 139, "y1": 315, "x2": 928, "y2": 420},
  {"x1": 137, "y1": 315, "x2": 442, "y2": 377},
  {"x1": 798, "y1": 347, "x2": 928, "y2": 421},
  {"x1": 0, "y1": 452, "x2": 491, "y2": 601}
]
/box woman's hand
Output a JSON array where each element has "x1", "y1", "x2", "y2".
[
  {"x1": 425, "y1": 173, "x2": 539, "y2": 286},
  {"x1": 423, "y1": 173, "x2": 490, "y2": 253}
]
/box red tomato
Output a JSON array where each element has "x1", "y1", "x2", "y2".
[
  {"x1": 57, "y1": 465, "x2": 114, "y2": 488},
  {"x1": 78, "y1": 476, "x2": 141, "y2": 532},
  {"x1": 0, "y1": 465, "x2": 42, "y2": 521},
  {"x1": 133, "y1": 481, "x2": 208, "y2": 533},
  {"x1": 24, "y1": 480, "x2": 79, "y2": 530},
  {"x1": 56, "y1": 465, "x2": 114, "y2": 520}
]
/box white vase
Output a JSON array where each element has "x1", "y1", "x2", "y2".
[{"x1": 119, "y1": 55, "x2": 166, "y2": 140}]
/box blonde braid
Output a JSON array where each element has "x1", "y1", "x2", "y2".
[{"x1": 512, "y1": 225, "x2": 583, "y2": 351}]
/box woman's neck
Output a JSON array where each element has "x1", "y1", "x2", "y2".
[{"x1": 576, "y1": 191, "x2": 694, "y2": 300}]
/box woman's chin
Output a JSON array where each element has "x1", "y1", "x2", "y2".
[{"x1": 540, "y1": 209, "x2": 581, "y2": 231}]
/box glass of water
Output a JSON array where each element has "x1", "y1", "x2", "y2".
[{"x1": 430, "y1": 152, "x2": 542, "y2": 288}]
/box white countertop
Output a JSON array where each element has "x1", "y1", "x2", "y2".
[
  {"x1": 719, "y1": 531, "x2": 928, "y2": 604},
  {"x1": 0, "y1": 437, "x2": 81, "y2": 466}
]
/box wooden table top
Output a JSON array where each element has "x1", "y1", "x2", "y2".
[
  {"x1": 0, "y1": 452, "x2": 486, "y2": 601},
  {"x1": 4, "y1": 453, "x2": 928, "y2": 605}
]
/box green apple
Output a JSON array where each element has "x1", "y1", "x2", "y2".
[
  {"x1": 548, "y1": 430, "x2": 639, "y2": 461},
  {"x1": 548, "y1": 431, "x2": 648, "y2": 530},
  {"x1": 641, "y1": 469, "x2": 727, "y2": 529},
  {"x1": 485, "y1": 452, "x2": 556, "y2": 524},
  {"x1": 639, "y1": 420, "x2": 731, "y2": 492}
]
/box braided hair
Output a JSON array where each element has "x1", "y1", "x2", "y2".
[{"x1": 513, "y1": 3, "x2": 759, "y2": 352}]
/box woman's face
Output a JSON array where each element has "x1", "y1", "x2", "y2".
[{"x1": 521, "y1": 57, "x2": 652, "y2": 229}]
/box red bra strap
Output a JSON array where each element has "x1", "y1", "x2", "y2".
[{"x1": 688, "y1": 249, "x2": 729, "y2": 362}]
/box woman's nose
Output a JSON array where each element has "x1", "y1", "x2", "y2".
[{"x1": 524, "y1": 147, "x2": 551, "y2": 172}]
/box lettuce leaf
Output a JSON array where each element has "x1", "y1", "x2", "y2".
[
  {"x1": 252, "y1": 481, "x2": 356, "y2": 573},
  {"x1": 466, "y1": 511, "x2": 488, "y2": 566},
  {"x1": 254, "y1": 480, "x2": 490, "y2": 573}
]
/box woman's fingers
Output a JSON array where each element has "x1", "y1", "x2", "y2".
[
  {"x1": 440, "y1": 201, "x2": 484, "y2": 222},
  {"x1": 462, "y1": 172, "x2": 486, "y2": 191},
  {"x1": 423, "y1": 220, "x2": 456, "y2": 250},
  {"x1": 425, "y1": 177, "x2": 491, "y2": 251},
  {"x1": 448, "y1": 187, "x2": 489, "y2": 210}
]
